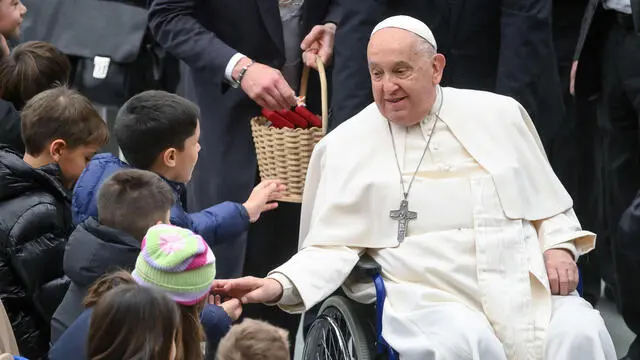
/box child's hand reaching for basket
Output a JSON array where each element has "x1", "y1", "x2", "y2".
[{"x1": 243, "y1": 179, "x2": 286, "y2": 222}]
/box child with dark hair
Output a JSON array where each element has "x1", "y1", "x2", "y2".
[
  {"x1": 0, "y1": 0, "x2": 26, "y2": 153},
  {"x1": 50, "y1": 169, "x2": 175, "y2": 343},
  {"x1": 0, "y1": 86, "x2": 108, "y2": 358},
  {"x1": 87, "y1": 285, "x2": 181, "y2": 360},
  {"x1": 0, "y1": 41, "x2": 71, "y2": 111},
  {"x1": 50, "y1": 271, "x2": 141, "y2": 359},
  {"x1": 130, "y1": 224, "x2": 242, "y2": 360},
  {"x1": 72, "y1": 90, "x2": 284, "y2": 259},
  {"x1": 0, "y1": 41, "x2": 72, "y2": 153}
]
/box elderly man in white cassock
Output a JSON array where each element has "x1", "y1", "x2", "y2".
[{"x1": 214, "y1": 15, "x2": 616, "y2": 360}]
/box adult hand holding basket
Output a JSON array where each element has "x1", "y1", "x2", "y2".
[{"x1": 250, "y1": 57, "x2": 328, "y2": 203}]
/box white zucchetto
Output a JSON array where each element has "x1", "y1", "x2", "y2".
[{"x1": 371, "y1": 15, "x2": 437, "y2": 51}]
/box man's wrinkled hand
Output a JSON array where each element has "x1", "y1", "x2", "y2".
[
  {"x1": 212, "y1": 277, "x2": 284, "y2": 304},
  {"x1": 544, "y1": 248, "x2": 579, "y2": 296},
  {"x1": 301, "y1": 23, "x2": 336, "y2": 69},
  {"x1": 235, "y1": 58, "x2": 297, "y2": 110}
]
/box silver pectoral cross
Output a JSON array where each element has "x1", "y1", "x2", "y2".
[{"x1": 389, "y1": 199, "x2": 417, "y2": 242}]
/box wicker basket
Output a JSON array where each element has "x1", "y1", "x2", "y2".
[{"x1": 250, "y1": 57, "x2": 328, "y2": 203}]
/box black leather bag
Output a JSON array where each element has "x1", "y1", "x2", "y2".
[{"x1": 21, "y1": 0, "x2": 173, "y2": 106}]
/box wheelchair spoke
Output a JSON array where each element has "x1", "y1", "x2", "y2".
[{"x1": 303, "y1": 297, "x2": 377, "y2": 360}]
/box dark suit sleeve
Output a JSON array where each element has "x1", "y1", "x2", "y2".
[
  {"x1": 497, "y1": 0, "x2": 555, "y2": 112},
  {"x1": 573, "y1": 0, "x2": 599, "y2": 61},
  {"x1": 148, "y1": 0, "x2": 237, "y2": 88},
  {"x1": 329, "y1": 0, "x2": 385, "y2": 130},
  {"x1": 323, "y1": 0, "x2": 342, "y2": 25}
]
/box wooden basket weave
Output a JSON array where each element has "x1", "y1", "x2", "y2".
[{"x1": 250, "y1": 57, "x2": 328, "y2": 203}]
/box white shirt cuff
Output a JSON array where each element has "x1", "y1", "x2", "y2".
[
  {"x1": 266, "y1": 272, "x2": 301, "y2": 306},
  {"x1": 549, "y1": 241, "x2": 578, "y2": 260},
  {"x1": 224, "y1": 52, "x2": 246, "y2": 83}
]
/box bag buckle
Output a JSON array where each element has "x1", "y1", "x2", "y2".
[{"x1": 93, "y1": 56, "x2": 111, "y2": 79}]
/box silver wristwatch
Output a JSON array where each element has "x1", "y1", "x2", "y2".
[{"x1": 231, "y1": 59, "x2": 255, "y2": 88}]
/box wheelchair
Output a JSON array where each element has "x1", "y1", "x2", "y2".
[
  {"x1": 301, "y1": 256, "x2": 585, "y2": 360},
  {"x1": 301, "y1": 255, "x2": 398, "y2": 360}
]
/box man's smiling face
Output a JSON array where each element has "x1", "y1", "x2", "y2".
[{"x1": 367, "y1": 28, "x2": 445, "y2": 126}]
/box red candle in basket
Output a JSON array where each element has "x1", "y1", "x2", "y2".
[
  {"x1": 276, "y1": 110, "x2": 308, "y2": 128},
  {"x1": 294, "y1": 106, "x2": 322, "y2": 128},
  {"x1": 261, "y1": 109, "x2": 295, "y2": 129}
]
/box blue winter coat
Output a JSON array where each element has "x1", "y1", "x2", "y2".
[{"x1": 72, "y1": 153, "x2": 250, "y2": 247}]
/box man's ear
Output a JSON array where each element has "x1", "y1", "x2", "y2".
[
  {"x1": 162, "y1": 148, "x2": 177, "y2": 168},
  {"x1": 432, "y1": 53, "x2": 446, "y2": 85},
  {"x1": 49, "y1": 139, "x2": 67, "y2": 162}
]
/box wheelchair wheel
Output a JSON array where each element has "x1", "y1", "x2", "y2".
[{"x1": 302, "y1": 295, "x2": 376, "y2": 360}]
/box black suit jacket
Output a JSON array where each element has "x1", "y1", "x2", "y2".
[
  {"x1": 148, "y1": 0, "x2": 340, "y2": 211},
  {"x1": 574, "y1": 0, "x2": 640, "y2": 99},
  {"x1": 330, "y1": 0, "x2": 563, "y2": 149}
]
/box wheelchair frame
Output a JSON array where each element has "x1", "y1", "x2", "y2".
[{"x1": 301, "y1": 255, "x2": 398, "y2": 360}]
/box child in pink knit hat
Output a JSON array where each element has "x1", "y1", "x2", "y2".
[
  {"x1": 133, "y1": 224, "x2": 242, "y2": 360},
  {"x1": 50, "y1": 224, "x2": 241, "y2": 360}
]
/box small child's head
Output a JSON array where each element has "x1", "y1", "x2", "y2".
[
  {"x1": 0, "y1": 41, "x2": 71, "y2": 109},
  {"x1": 21, "y1": 86, "x2": 108, "y2": 188},
  {"x1": 216, "y1": 319, "x2": 291, "y2": 360},
  {"x1": 0, "y1": 0, "x2": 26, "y2": 40},
  {"x1": 114, "y1": 90, "x2": 201, "y2": 183},
  {"x1": 87, "y1": 284, "x2": 180, "y2": 360},
  {"x1": 83, "y1": 270, "x2": 137, "y2": 308},
  {"x1": 132, "y1": 224, "x2": 216, "y2": 360},
  {"x1": 97, "y1": 169, "x2": 175, "y2": 242}
]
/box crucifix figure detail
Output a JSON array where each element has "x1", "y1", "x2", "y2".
[{"x1": 389, "y1": 199, "x2": 418, "y2": 242}]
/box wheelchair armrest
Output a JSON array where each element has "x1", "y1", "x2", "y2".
[{"x1": 351, "y1": 254, "x2": 382, "y2": 279}]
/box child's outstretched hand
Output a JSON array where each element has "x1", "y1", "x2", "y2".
[
  {"x1": 210, "y1": 294, "x2": 243, "y2": 321},
  {"x1": 243, "y1": 179, "x2": 286, "y2": 222}
]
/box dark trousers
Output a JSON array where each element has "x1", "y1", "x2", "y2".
[
  {"x1": 242, "y1": 202, "x2": 302, "y2": 357},
  {"x1": 550, "y1": 1, "x2": 608, "y2": 305},
  {"x1": 598, "y1": 17, "x2": 640, "y2": 358}
]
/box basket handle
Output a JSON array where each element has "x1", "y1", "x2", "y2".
[{"x1": 299, "y1": 57, "x2": 328, "y2": 134}]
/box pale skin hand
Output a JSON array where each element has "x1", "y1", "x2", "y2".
[
  {"x1": 570, "y1": 60, "x2": 578, "y2": 96},
  {"x1": 212, "y1": 277, "x2": 284, "y2": 304},
  {"x1": 233, "y1": 57, "x2": 297, "y2": 110},
  {"x1": 209, "y1": 295, "x2": 243, "y2": 321},
  {"x1": 300, "y1": 23, "x2": 337, "y2": 69},
  {"x1": 544, "y1": 248, "x2": 579, "y2": 296},
  {"x1": 242, "y1": 179, "x2": 286, "y2": 223}
]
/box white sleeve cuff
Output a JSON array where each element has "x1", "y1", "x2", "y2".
[
  {"x1": 266, "y1": 272, "x2": 302, "y2": 306},
  {"x1": 549, "y1": 241, "x2": 579, "y2": 260},
  {"x1": 224, "y1": 52, "x2": 246, "y2": 83}
]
